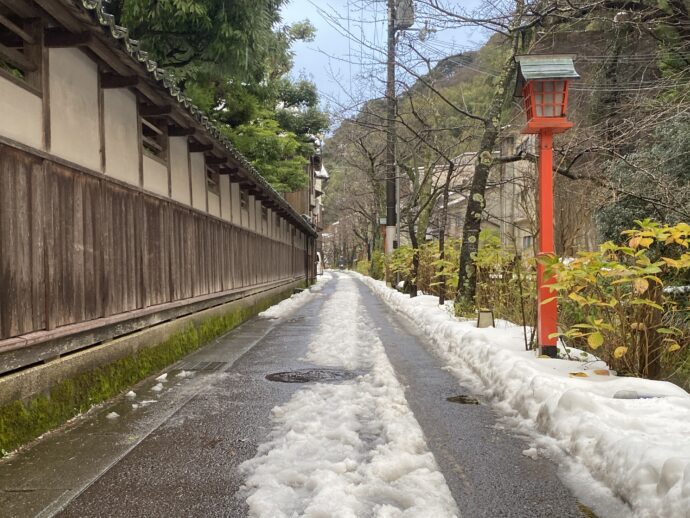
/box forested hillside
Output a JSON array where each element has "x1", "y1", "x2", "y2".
[{"x1": 324, "y1": 1, "x2": 690, "y2": 282}]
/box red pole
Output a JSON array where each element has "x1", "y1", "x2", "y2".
[{"x1": 537, "y1": 129, "x2": 558, "y2": 357}]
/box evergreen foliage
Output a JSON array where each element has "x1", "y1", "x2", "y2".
[{"x1": 112, "y1": 0, "x2": 329, "y2": 191}]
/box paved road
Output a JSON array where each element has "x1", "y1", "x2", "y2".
[{"x1": 0, "y1": 273, "x2": 586, "y2": 517}]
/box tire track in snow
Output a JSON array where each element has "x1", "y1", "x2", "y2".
[{"x1": 240, "y1": 275, "x2": 459, "y2": 517}]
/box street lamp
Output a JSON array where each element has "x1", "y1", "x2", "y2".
[{"x1": 516, "y1": 55, "x2": 579, "y2": 358}]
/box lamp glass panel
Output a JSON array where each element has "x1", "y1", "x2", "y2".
[
  {"x1": 533, "y1": 80, "x2": 544, "y2": 117},
  {"x1": 554, "y1": 80, "x2": 565, "y2": 116}
]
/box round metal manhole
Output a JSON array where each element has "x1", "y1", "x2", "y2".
[
  {"x1": 266, "y1": 369, "x2": 360, "y2": 383},
  {"x1": 447, "y1": 394, "x2": 480, "y2": 405}
]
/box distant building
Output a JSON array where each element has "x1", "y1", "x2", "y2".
[
  {"x1": 428, "y1": 133, "x2": 597, "y2": 256},
  {"x1": 285, "y1": 136, "x2": 329, "y2": 272}
]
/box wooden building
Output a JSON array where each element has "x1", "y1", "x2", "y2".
[{"x1": 0, "y1": 0, "x2": 317, "y2": 377}]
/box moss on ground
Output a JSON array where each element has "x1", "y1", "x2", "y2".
[{"x1": 0, "y1": 285, "x2": 300, "y2": 455}]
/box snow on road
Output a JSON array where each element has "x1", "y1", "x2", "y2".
[
  {"x1": 241, "y1": 275, "x2": 458, "y2": 518},
  {"x1": 357, "y1": 273, "x2": 690, "y2": 518},
  {"x1": 258, "y1": 272, "x2": 332, "y2": 320}
]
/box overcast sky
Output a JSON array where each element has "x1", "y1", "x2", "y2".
[{"x1": 280, "y1": 0, "x2": 487, "y2": 116}]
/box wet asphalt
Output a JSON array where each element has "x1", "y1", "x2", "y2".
[
  {"x1": 0, "y1": 273, "x2": 587, "y2": 517},
  {"x1": 355, "y1": 281, "x2": 583, "y2": 518}
]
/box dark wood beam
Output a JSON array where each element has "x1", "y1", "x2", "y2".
[
  {"x1": 188, "y1": 142, "x2": 213, "y2": 153},
  {"x1": 139, "y1": 104, "x2": 172, "y2": 117},
  {"x1": 100, "y1": 73, "x2": 139, "y2": 89},
  {"x1": 0, "y1": 34, "x2": 23, "y2": 48},
  {"x1": 0, "y1": 0, "x2": 42, "y2": 18},
  {"x1": 168, "y1": 126, "x2": 195, "y2": 137},
  {"x1": 218, "y1": 166, "x2": 238, "y2": 175},
  {"x1": 0, "y1": 42, "x2": 36, "y2": 71},
  {"x1": 204, "y1": 156, "x2": 227, "y2": 165},
  {"x1": 44, "y1": 28, "x2": 91, "y2": 48},
  {"x1": 0, "y1": 13, "x2": 36, "y2": 44}
]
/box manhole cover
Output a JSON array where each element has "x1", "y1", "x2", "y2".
[
  {"x1": 266, "y1": 369, "x2": 359, "y2": 383},
  {"x1": 447, "y1": 395, "x2": 480, "y2": 405}
]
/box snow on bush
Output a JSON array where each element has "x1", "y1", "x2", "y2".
[{"x1": 357, "y1": 273, "x2": 690, "y2": 518}]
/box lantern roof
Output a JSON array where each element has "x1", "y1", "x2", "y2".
[{"x1": 514, "y1": 55, "x2": 579, "y2": 96}]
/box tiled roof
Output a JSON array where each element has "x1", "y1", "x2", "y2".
[{"x1": 78, "y1": 0, "x2": 317, "y2": 236}]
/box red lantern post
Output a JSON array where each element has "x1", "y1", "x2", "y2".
[{"x1": 516, "y1": 56, "x2": 579, "y2": 358}]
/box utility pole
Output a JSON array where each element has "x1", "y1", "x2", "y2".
[
  {"x1": 385, "y1": 0, "x2": 413, "y2": 255},
  {"x1": 385, "y1": 0, "x2": 397, "y2": 255}
]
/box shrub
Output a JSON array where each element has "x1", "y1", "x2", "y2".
[
  {"x1": 355, "y1": 260, "x2": 370, "y2": 276},
  {"x1": 370, "y1": 251, "x2": 385, "y2": 280},
  {"x1": 387, "y1": 245, "x2": 415, "y2": 291},
  {"x1": 544, "y1": 220, "x2": 690, "y2": 379}
]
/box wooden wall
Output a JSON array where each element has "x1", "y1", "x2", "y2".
[{"x1": 0, "y1": 143, "x2": 308, "y2": 340}]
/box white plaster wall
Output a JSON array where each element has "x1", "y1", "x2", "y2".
[
  {"x1": 230, "y1": 183, "x2": 241, "y2": 224},
  {"x1": 208, "y1": 192, "x2": 220, "y2": 217},
  {"x1": 257, "y1": 203, "x2": 264, "y2": 234},
  {"x1": 103, "y1": 88, "x2": 139, "y2": 186},
  {"x1": 271, "y1": 211, "x2": 278, "y2": 239},
  {"x1": 169, "y1": 137, "x2": 190, "y2": 204},
  {"x1": 0, "y1": 77, "x2": 42, "y2": 149},
  {"x1": 220, "y1": 176, "x2": 231, "y2": 221},
  {"x1": 49, "y1": 48, "x2": 100, "y2": 170},
  {"x1": 143, "y1": 156, "x2": 168, "y2": 196},
  {"x1": 248, "y1": 196, "x2": 256, "y2": 231},
  {"x1": 267, "y1": 209, "x2": 273, "y2": 238},
  {"x1": 190, "y1": 154, "x2": 206, "y2": 210}
]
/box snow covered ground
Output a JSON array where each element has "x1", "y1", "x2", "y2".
[
  {"x1": 356, "y1": 273, "x2": 690, "y2": 518},
  {"x1": 242, "y1": 275, "x2": 458, "y2": 517}
]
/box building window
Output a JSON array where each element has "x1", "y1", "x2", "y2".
[
  {"x1": 261, "y1": 205, "x2": 268, "y2": 220},
  {"x1": 240, "y1": 190, "x2": 248, "y2": 210},
  {"x1": 206, "y1": 167, "x2": 219, "y2": 195},
  {"x1": 140, "y1": 116, "x2": 168, "y2": 162},
  {"x1": 523, "y1": 235, "x2": 533, "y2": 249},
  {"x1": 0, "y1": 18, "x2": 41, "y2": 92}
]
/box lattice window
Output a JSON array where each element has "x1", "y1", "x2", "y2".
[
  {"x1": 240, "y1": 190, "x2": 248, "y2": 210},
  {"x1": 0, "y1": 14, "x2": 41, "y2": 91},
  {"x1": 206, "y1": 166, "x2": 219, "y2": 195},
  {"x1": 140, "y1": 116, "x2": 168, "y2": 161}
]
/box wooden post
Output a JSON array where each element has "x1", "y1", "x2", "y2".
[{"x1": 537, "y1": 129, "x2": 558, "y2": 357}]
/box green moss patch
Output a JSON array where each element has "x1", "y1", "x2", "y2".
[{"x1": 0, "y1": 285, "x2": 301, "y2": 455}]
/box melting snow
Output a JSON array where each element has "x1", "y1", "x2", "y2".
[
  {"x1": 106, "y1": 412, "x2": 119, "y2": 420},
  {"x1": 241, "y1": 276, "x2": 458, "y2": 517},
  {"x1": 155, "y1": 373, "x2": 168, "y2": 382},
  {"x1": 125, "y1": 391, "x2": 136, "y2": 398},
  {"x1": 151, "y1": 383, "x2": 164, "y2": 393},
  {"x1": 357, "y1": 273, "x2": 690, "y2": 518},
  {"x1": 259, "y1": 272, "x2": 332, "y2": 320}
]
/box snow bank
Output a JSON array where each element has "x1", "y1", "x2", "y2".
[
  {"x1": 242, "y1": 276, "x2": 458, "y2": 517},
  {"x1": 258, "y1": 272, "x2": 332, "y2": 320},
  {"x1": 356, "y1": 273, "x2": 690, "y2": 518}
]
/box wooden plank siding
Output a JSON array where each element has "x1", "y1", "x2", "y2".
[{"x1": 0, "y1": 144, "x2": 309, "y2": 341}]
